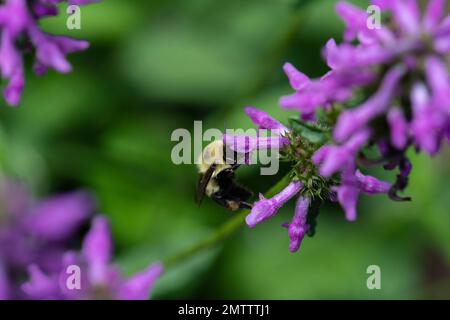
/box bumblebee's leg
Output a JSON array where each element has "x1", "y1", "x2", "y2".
[
  {"x1": 210, "y1": 193, "x2": 230, "y2": 208},
  {"x1": 211, "y1": 193, "x2": 241, "y2": 211},
  {"x1": 238, "y1": 201, "x2": 253, "y2": 210}
]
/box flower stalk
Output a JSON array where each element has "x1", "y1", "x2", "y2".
[{"x1": 162, "y1": 173, "x2": 293, "y2": 270}]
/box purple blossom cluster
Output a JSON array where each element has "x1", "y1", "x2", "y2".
[
  {"x1": 247, "y1": 181, "x2": 310, "y2": 253},
  {"x1": 0, "y1": 179, "x2": 162, "y2": 300},
  {"x1": 22, "y1": 217, "x2": 163, "y2": 300},
  {"x1": 310, "y1": 0, "x2": 449, "y2": 219},
  {"x1": 226, "y1": 0, "x2": 450, "y2": 252},
  {"x1": 0, "y1": 0, "x2": 98, "y2": 106}
]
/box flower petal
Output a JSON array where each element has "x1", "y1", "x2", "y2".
[
  {"x1": 246, "y1": 181, "x2": 302, "y2": 228},
  {"x1": 118, "y1": 263, "x2": 163, "y2": 300}
]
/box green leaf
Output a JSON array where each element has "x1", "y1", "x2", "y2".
[{"x1": 288, "y1": 116, "x2": 328, "y2": 145}]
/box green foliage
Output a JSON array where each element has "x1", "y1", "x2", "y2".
[{"x1": 289, "y1": 116, "x2": 330, "y2": 145}]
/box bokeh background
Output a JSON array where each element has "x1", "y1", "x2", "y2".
[{"x1": 1, "y1": 0, "x2": 450, "y2": 299}]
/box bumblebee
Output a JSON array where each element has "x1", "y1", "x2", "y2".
[{"x1": 196, "y1": 140, "x2": 253, "y2": 211}]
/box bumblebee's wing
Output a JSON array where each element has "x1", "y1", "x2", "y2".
[{"x1": 195, "y1": 165, "x2": 216, "y2": 205}]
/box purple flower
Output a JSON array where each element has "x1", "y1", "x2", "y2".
[
  {"x1": 325, "y1": 38, "x2": 393, "y2": 70},
  {"x1": 223, "y1": 106, "x2": 290, "y2": 161},
  {"x1": 245, "y1": 181, "x2": 317, "y2": 253},
  {"x1": 280, "y1": 63, "x2": 357, "y2": 120},
  {"x1": 223, "y1": 133, "x2": 288, "y2": 154},
  {"x1": 117, "y1": 264, "x2": 163, "y2": 300},
  {"x1": 82, "y1": 216, "x2": 114, "y2": 286},
  {"x1": 282, "y1": 63, "x2": 310, "y2": 91},
  {"x1": 333, "y1": 65, "x2": 405, "y2": 144},
  {"x1": 387, "y1": 108, "x2": 409, "y2": 150},
  {"x1": 277, "y1": 0, "x2": 450, "y2": 225},
  {"x1": 24, "y1": 191, "x2": 94, "y2": 242},
  {"x1": 335, "y1": 1, "x2": 371, "y2": 43},
  {"x1": 0, "y1": 0, "x2": 99, "y2": 106},
  {"x1": 283, "y1": 196, "x2": 310, "y2": 253},
  {"x1": 334, "y1": 169, "x2": 391, "y2": 221},
  {"x1": 0, "y1": 179, "x2": 94, "y2": 299},
  {"x1": 333, "y1": 172, "x2": 360, "y2": 222},
  {"x1": 246, "y1": 181, "x2": 302, "y2": 228},
  {"x1": 356, "y1": 170, "x2": 391, "y2": 195},
  {"x1": 283, "y1": 0, "x2": 450, "y2": 157},
  {"x1": 22, "y1": 216, "x2": 163, "y2": 300},
  {"x1": 0, "y1": 259, "x2": 10, "y2": 299},
  {"x1": 312, "y1": 129, "x2": 371, "y2": 177},
  {"x1": 244, "y1": 106, "x2": 289, "y2": 134},
  {"x1": 226, "y1": 0, "x2": 450, "y2": 253},
  {"x1": 21, "y1": 264, "x2": 63, "y2": 300},
  {"x1": 410, "y1": 82, "x2": 446, "y2": 155}
]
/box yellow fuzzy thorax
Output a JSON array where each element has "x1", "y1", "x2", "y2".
[{"x1": 197, "y1": 140, "x2": 231, "y2": 176}]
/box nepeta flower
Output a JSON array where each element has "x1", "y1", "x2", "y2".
[
  {"x1": 332, "y1": 66, "x2": 406, "y2": 143},
  {"x1": 387, "y1": 107, "x2": 409, "y2": 150},
  {"x1": 246, "y1": 181, "x2": 302, "y2": 228},
  {"x1": 22, "y1": 217, "x2": 163, "y2": 300},
  {"x1": 312, "y1": 129, "x2": 371, "y2": 177},
  {"x1": 335, "y1": 1, "x2": 449, "y2": 151},
  {"x1": 411, "y1": 79, "x2": 447, "y2": 155},
  {"x1": 0, "y1": 179, "x2": 94, "y2": 299},
  {"x1": 223, "y1": 107, "x2": 289, "y2": 161},
  {"x1": 334, "y1": 169, "x2": 391, "y2": 221},
  {"x1": 223, "y1": 134, "x2": 288, "y2": 154},
  {"x1": 280, "y1": 62, "x2": 363, "y2": 121},
  {"x1": 245, "y1": 106, "x2": 289, "y2": 134},
  {"x1": 279, "y1": 0, "x2": 450, "y2": 219},
  {"x1": 283, "y1": 196, "x2": 310, "y2": 253},
  {"x1": 0, "y1": 0, "x2": 99, "y2": 106},
  {"x1": 246, "y1": 179, "x2": 319, "y2": 253},
  {"x1": 247, "y1": 181, "x2": 315, "y2": 252}
]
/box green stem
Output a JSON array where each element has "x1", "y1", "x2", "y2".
[{"x1": 162, "y1": 173, "x2": 293, "y2": 269}]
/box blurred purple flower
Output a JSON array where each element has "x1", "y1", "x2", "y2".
[
  {"x1": 387, "y1": 108, "x2": 409, "y2": 150},
  {"x1": 0, "y1": 258, "x2": 10, "y2": 299},
  {"x1": 0, "y1": 0, "x2": 99, "y2": 106},
  {"x1": 280, "y1": 62, "x2": 359, "y2": 121},
  {"x1": 332, "y1": 65, "x2": 405, "y2": 143},
  {"x1": 22, "y1": 217, "x2": 163, "y2": 300},
  {"x1": 25, "y1": 191, "x2": 93, "y2": 242},
  {"x1": 0, "y1": 179, "x2": 94, "y2": 299}
]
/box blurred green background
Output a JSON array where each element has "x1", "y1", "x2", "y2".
[{"x1": 1, "y1": 0, "x2": 450, "y2": 299}]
